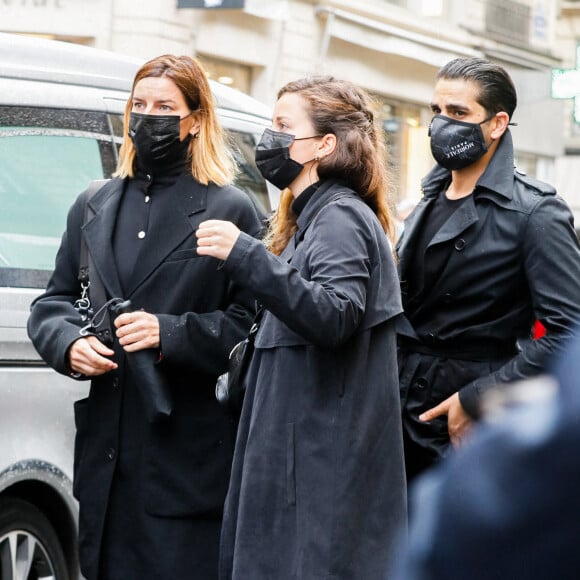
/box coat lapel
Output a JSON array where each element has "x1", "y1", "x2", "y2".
[
  {"x1": 280, "y1": 181, "x2": 351, "y2": 263},
  {"x1": 83, "y1": 179, "x2": 124, "y2": 299},
  {"x1": 429, "y1": 194, "x2": 479, "y2": 246},
  {"x1": 124, "y1": 174, "x2": 208, "y2": 297}
]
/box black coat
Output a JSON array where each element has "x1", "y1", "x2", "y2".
[
  {"x1": 397, "y1": 131, "x2": 580, "y2": 469},
  {"x1": 27, "y1": 174, "x2": 263, "y2": 580},
  {"x1": 395, "y1": 327, "x2": 580, "y2": 580},
  {"x1": 219, "y1": 181, "x2": 407, "y2": 580}
]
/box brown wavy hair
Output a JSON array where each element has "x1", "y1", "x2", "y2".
[
  {"x1": 114, "y1": 54, "x2": 236, "y2": 185},
  {"x1": 265, "y1": 76, "x2": 395, "y2": 255}
]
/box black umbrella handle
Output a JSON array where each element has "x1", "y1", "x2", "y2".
[
  {"x1": 109, "y1": 299, "x2": 133, "y2": 317},
  {"x1": 109, "y1": 299, "x2": 173, "y2": 422}
]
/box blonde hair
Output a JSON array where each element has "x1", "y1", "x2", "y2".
[
  {"x1": 114, "y1": 54, "x2": 236, "y2": 185},
  {"x1": 264, "y1": 76, "x2": 396, "y2": 255}
]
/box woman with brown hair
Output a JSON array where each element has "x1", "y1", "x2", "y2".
[
  {"x1": 197, "y1": 76, "x2": 407, "y2": 579},
  {"x1": 27, "y1": 55, "x2": 263, "y2": 579}
]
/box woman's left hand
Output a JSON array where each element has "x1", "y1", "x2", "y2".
[
  {"x1": 196, "y1": 220, "x2": 241, "y2": 261},
  {"x1": 114, "y1": 310, "x2": 160, "y2": 352}
]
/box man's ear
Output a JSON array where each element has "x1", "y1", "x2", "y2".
[{"x1": 490, "y1": 111, "x2": 510, "y2": 140}]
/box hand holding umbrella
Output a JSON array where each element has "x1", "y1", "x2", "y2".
[{"x1": 111, "y1": 300, "x2": 173, "y2": 422}]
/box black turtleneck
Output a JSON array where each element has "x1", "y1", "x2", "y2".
[
  {"x1": 113, "y1": 142, "x2": 190, "y2": 294},
  {"x1": 291, "y1": 181, "x2": 320, "y2": 217}
]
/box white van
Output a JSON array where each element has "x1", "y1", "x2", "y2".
[{"x1": 0, "y1": 32, "x2": 272, "y2": 580}]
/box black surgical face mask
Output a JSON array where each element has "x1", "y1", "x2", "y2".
[
  {"x1": 428, "y1": 114, "x2": 492, "y2": 170},
  {"x1": 254, "y1": 128, "x2": 319, "y2": 190},
  {"x1": 129, "y1": 112, "x2": 191, "y2": 169}
]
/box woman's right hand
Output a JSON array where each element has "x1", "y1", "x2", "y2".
[{"x1": 68, "y1": 336, "x2": 118, "y2": 376}]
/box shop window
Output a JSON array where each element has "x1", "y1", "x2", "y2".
[
  {"x1": 372, "y1": 96, "x2": 431, "y2": 203},
  {"x1": 197, "y1": 55, "x2": 252, "y2": 94}
]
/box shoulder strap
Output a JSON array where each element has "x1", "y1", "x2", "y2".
[{"x1": 78, "y1": 179, "x2": 113, "y2": 342}]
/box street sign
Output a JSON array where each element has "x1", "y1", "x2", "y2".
[
  {"x1": 177, "y1": 0, "x2": 245, "y2": 7},
  {"x1": 552, "y1": 44, "x2": 580, "y2": 124}
]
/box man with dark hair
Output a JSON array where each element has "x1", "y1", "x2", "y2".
[{"x1": 396, "y1": 56, "x2": 580, "y2": 484}]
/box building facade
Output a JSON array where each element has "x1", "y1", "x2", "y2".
[
  {"x1": 1, "y1": 0, "x2": 573, "y2": 210},
  {"x1": 554, "y1": 0, "x2": 580, "y2": 221}
]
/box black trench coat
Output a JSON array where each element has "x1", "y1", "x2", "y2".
[
  {"x1": 219, "y1": 181, "x2": 407, "y2": 580},
  {"x1": 27, "y1": 174, "x2": 262, "y2": 580},
  {"x1": 397, "y1": 131, "x2": 580, "y2": 473}
]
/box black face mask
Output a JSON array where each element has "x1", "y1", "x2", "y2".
[
  {"x1": 255, "y1": 128, "x2": 319, "y2": 190},
  {"x1": 129, "y1": 112, "x2": 191, "y2": 169},
  {"x1": 429, "y1": 114, "x2": 492, "y2": 170}
]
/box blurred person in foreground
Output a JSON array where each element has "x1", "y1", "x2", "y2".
[
  {"x1": 27, "y1": 55, "x2": 262, "y2": 579},
  {"x1": 394, "y1": 325, "x2": 580, "y2": 580},
  {"x1": 396, "y1": 56, "x2": 580, "y2": 485},
  {"x1": 197, "y1": 76, "x2": 407, "y2": 579}
]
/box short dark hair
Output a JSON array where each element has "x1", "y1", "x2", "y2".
[{"x1": 436, "y1": 57, "x2": 517, "y2": 119}]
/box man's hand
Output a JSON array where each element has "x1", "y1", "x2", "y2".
[
  {"x1": 68, "y1": 335, "x2": 117, "y2": 376},
  {"x1": 114, "y1": 310, "x2": 160, "y2": 352},
  {"x1": 420, "y1": 392, "x2": 473, "y2": 448}
]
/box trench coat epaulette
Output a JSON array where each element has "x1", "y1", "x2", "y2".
[{"x1": 514, "y1": 166, "x2": 556, "y2": 197}]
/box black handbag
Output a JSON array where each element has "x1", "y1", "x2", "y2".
[{"x1": 216, "y1": 308, "x2": 263, "y2": 413}]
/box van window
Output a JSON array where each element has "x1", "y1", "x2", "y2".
[
  {"x1": 0, "y1": 106, "x2": 119, "y2": 287},
  {"x1": 0, "y1": 130, "x2": 104, "y2": 271},
  {"x1": 229, "y1": 130, "x2": 270, "y2": 216}
]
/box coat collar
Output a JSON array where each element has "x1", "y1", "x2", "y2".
[
  {"x1": 83, "y1": 174, "x2": 209, "y2": 299},
  {"x1": 295, "y1": 180, "x2": 355, "y2": 235},
  {"x1": 421, "y1": 129, "x2": 515, "y2": 201},
  {"x1": 279, "y1": 180, "x2": 355, "y2": 262}
]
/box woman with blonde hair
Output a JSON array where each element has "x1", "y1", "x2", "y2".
[
  {"x1": 197, "y1": 76, "x2": 406, "y2": 579},
  {"x1": 28, "y1": 54, "x2": 262, "y2": 579}
]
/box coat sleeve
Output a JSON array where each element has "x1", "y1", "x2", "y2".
[
  {"x1": 27, "y1": 191, "x2": 89, "y2": 377},
  {"x1": 221, "y1": 199, "x2": 377, "y2": 348},
  {"x1": 155, "y1": 192, "x2": 264, "y2": 375},
  {"x1": 459, "y1": 194, "x2": 580, "y2": 418}
]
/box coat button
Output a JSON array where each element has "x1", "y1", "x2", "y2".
[
  {"x1": 443, "y1": 292, "x2": 453, "y2": 303},
  {"x1": 107, "y1": 448, "x2": 116, "y2": 461},
  {"x1": 416, "y1": 378, "x2": 428, "y2": 389},
  {"x1": 454, "y1": 238, "x2": 466, "y2": 251},
  {"x1": 112, "y1": 377, "x2": 119, "y2": 389}
]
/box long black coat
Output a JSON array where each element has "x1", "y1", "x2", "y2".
[
  {"x1": 219, "y1": 181, "x2": 407, "y2": 580},
  {"x1": 27, "y1": 174, "x2": 263, "y2": 580},
  {"x1": 397, "y1": 131, "x2": 580, "y2": 473}
]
